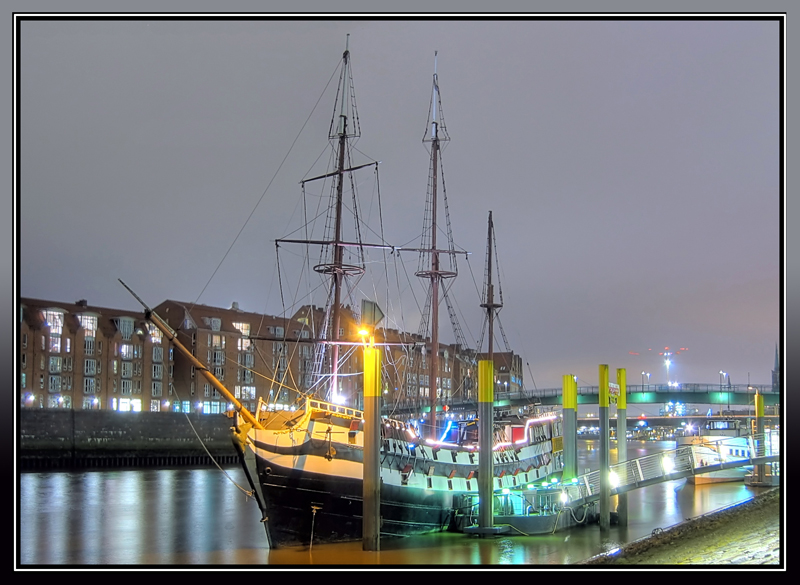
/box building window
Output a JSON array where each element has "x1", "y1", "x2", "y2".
[
  {"x1": 22, "y1": 333, "x2": 27, "y2": 349},
  {"x1": 276, "y1": 327, "x2": 284, "y2": 337},
  {"x1": 153, "y1": 346, "x2": 163, "y2": 363},
  {"x1": 148, "y1": 323, "x2": 163, "y2": 344},
  {"x1": 169, "y1": 347, "x2": 174, "y2": 361},
  {"x1": 83, "y1": 378, "x2": 96, "y2": 394},
  {"x1": 152, "y1": 364, "x2": 163, "y2": 380},
  {"x1": 79, "y1": 314, "x2": 98, "y2": 336},
  {"x1": 120, "y1": 343, "x2": 133, "y2": 360},
  {"x1": 210, "y1": 318, "x2": 221, "y2": 332},
  {"x1": 121, "y1": 361, "x2": 132, "y2": 378},
  {"x1": 21, "y1": 353, "x2": 26, "y2": 369},
  {"x1": 49, "y1": 335, "x2": 61, "y2": 353},
  {"x1": 150, "y1": 399, "x2": 160, "y2": 412},
  {"x1": 49, "y1": 357, "x2": 62, "y2": 373},
  {"x1": 21, "y1": 373, "x2": 26, "y2": 388},
  {"x1": 84, "y1": 337, "x2": 95, "y2": 356},
  {"x1": 204, "y1": 383, "x2": 211, "y2": 397},
  {"x1": 65, "y1": 337, "x2": 71, "y2": 353},
  {"x1": 115, "y1": 317, "x2": 135, "y2": 340},
  {"x1": 121, "y1": 380, "x2": 132, "y2": 395},
  {"x1": 84, "y1": 359, "x2": 97, "y2": 376},
  {"x1": 152, "y1": 382, "x2": 162, "y2": 397},
  {"x1": 48, "y1": 376, "x2": 61, "y2": 393}
]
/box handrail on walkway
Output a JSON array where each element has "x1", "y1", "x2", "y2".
[{"x1": 559, "y1": 431, "x2": 780, "y2": 506}]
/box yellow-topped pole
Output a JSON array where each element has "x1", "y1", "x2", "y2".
[
  {"x1": 362, "y1": 335, "x2": 381, "y2": 551},
  {"x1": 754, "y1": 392, "x2": 765, "y2": 484},
  {"x1": 599, "y1": 364, "x2": 610, "y2": 531},
  {"x1": 477, "y1": 359, "x2": 495, "y2": 532},
  {"x1": 562, "y1": 374, "x2": 578, "y2": 481},
  {"x1": 616, "y1": 368, "x2": 627, "y2": 526}
]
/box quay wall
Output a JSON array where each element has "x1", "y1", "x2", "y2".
[{"x1": 18, "y1": 410, "x2": 239, "y2": 470}]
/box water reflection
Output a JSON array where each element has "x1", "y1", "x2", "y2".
[{"x1": 18, "y1": 440, "x2": 773, "y2": 566}]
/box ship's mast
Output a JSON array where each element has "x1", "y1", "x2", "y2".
[
  {"x1": 415, "y1": 52, "x2": 459, "y2": 440},
  {"x1": 478, "y1": 212, "x2": 503, "y2": 533},
  {"x1": 328, "y1": 36, "x2": 351, "y2": 402},
  {"x1": 481, "y1": 211, "x2": 502, "y2": 358},
  {"x1": 276, "y1": 36, "x2": 390, "y2": 404}
]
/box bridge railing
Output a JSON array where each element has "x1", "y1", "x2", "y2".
[
  {"x1": 563, "y1": 432, "x2": 779, "y2": 501},
  {"x1": 383, "y1": 384, "x2": 777, "y2": 415}
]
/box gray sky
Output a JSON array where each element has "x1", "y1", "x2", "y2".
[{"x1": 18, "y1": 17, "x2": 781, "y2": 389}]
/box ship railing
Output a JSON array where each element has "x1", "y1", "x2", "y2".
[{"x1": 306, "y1": 397, "x2": 364, "y2": 420}]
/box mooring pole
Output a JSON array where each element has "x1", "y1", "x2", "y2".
[
  {"x1": 562, "y1": 374, "x2": 578, "y2": 482},
  {"x1": 616, "y1": 368, "x2": 627, "y2": 527},
  {"x1": 477, "y1": 358, "x2": 495, "y2": 532},
  {"x1": 362, "y1": 337, "x2": 381, "y2": 551},
  {"x1": 754, "y1": 392, "x2": 765, "y2": 484},
  {"x1": 599, "y1": 364, "x2": 610, "y2": 532}
]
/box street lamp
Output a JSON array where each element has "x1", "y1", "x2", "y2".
[
  {"x1": 641, "y1": 371, "x2": 650, "y2": 394},
  {"x1": 665, "y1": 358, "x2": 671, "y2": 384}
]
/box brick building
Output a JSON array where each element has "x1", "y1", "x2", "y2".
[
  {"x1": 20, "y1": 298, "x2": 175, "y2": 412},
  {"x1": 19, "y1": 296, "x2": 522, "y2": 415}
]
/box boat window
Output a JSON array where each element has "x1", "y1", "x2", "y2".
[
  {"x1": 336, "y1": 406, "x2": 345, "y2": 414},
  {"x1": 346, "y1": 409, "x2": 353, "y2": 416},
  {"x1": 310, "y1": 401, "x2": 319, "y2": 409}
]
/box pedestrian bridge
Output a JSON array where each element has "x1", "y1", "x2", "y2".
[{"x1": 560, "y1": 431, "x2": 780, "y2": 508}]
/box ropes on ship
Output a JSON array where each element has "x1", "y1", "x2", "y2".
[{"x1": 168, "y1": 382, "x2": 255, "y2": 499}]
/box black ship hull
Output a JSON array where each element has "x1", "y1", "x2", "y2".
[{"x1": 257, "y1": 454, "x2": 456, "y2": 547}]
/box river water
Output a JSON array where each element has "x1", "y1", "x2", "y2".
[{"x1": 17, "y1": 440, "x2": 772, "y2": 567}]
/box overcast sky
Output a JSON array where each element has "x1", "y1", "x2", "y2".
[{"x1": 17, "y1": 17, "x2": 781, "y2": 389}]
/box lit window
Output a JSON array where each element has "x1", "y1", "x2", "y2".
[
  {"x1": 115, "y1": 317, "x2": 134, "y2": 340},
  {"x1": 147, "y1": 323, "x2": 163, "y2": 344}
]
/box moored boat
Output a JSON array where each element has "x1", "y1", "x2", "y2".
[
  {"x1": 678, "y1": 419, "x2": 751, "y2": 484},
  {"x1": 127, "y1": 38, "x2": 566, "y2": 548}
]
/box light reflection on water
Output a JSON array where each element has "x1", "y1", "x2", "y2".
[{"x1": 18, "y1": 441, "x2": 772, "y2": 566}]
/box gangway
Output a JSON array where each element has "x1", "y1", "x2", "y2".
[{"x1": 561, "y1": 431, "x2": 780, "y2": 508}]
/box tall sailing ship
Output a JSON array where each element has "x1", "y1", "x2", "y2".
[{"x1": 132, "y1": 39, "x2": 564, "y2": 548}]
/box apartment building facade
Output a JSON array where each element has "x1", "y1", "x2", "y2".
[
  {"x1": 19, "y1": 296, "x2": 522, "y2": 415},
  {"x1": 20, "y1": 298, "x2": 175, "y2": 412}
]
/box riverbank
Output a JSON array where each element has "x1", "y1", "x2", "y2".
[{"x1": 579, "y1": 487, "x2": 781, "y2": 566}]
